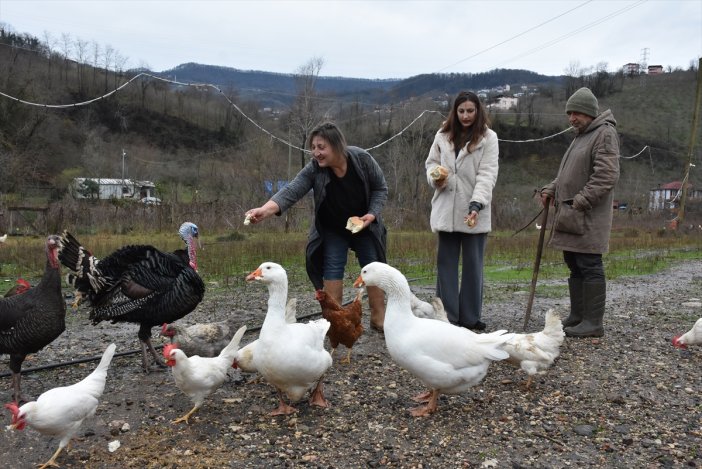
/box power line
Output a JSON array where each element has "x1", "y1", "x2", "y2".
[
  {"x1": 0, "y1": 71, "x2": 652, "y2": 158},
  {"x1": 435, "y1": 0, "x2": 594, "y2": 73},
  {"x1": 493, "y1": 0, "x2": 648, "y2": 70}
]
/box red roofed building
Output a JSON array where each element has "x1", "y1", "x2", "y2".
[{"x1": 649, "y1": 181, "x2": 702, "y2": 210}]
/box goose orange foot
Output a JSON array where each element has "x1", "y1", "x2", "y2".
[
  {"x1": 270, "y1": 399, "x2": 297, "y2": 416},
  {"x1": 409, "y1": 390, "x2": 439, "y2": 417},
  {"x1": 309, "y1": 381, "x2": 330, "y2": 408},
  {"x1": 411, "y1": 390, "x2": 433, "y2": 403}
]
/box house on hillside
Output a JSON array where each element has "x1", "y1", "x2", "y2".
[
  {"x1": 488, "y1": 96, "x2": 518, "y2": 110},
  {"x1": 70, "y1": 178, "x2": 157, "y2": 202},
  {"x1": 623, "y1": 63, "x2": 641, "y2": 75},
  {"x1": 649, "y1": 181, "x2": 702, "y2": 210},
  {"x1": 648, "y1": 65, "x2": 664, "y2": 75}
]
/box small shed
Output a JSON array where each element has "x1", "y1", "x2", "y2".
[
  {"x1": 649, "y1": 181, "x2": 702, "y2": 210},
  {"x1": 70, "y1": 178, "x2": 156, "y2": 201}
]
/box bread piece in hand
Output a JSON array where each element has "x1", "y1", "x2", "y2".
[
  {"x1": 429, "y1": 165, "x2": 448, "y2": 183},
  {"x1": 346, "y1": 216, "x2": 364, "y2": 234}
]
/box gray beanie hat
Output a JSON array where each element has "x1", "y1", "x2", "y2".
[{"x1": 566, "y1": 87, "x2": 599, "y2": 117}]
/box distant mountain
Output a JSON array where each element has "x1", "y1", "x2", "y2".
[
  {"x1": 386, "y1": 69, "x2": 564, "y2": 99},
  {"x1": 157, "y1": 63, "x2": 400, "y2": 106},
  {"x1": 156, "y1": 63, "x2": 564, "y2": 106}
]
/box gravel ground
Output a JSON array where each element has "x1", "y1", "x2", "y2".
[{"x1": 1, "y1": 260, "x2": 702, "y2": 468}]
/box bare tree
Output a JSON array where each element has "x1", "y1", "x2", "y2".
[
  {"x1": 113, "y1": 52, "x2": 128, "y2": 90},
  {"x1": 41, "y1": 31, "x2": 57, "y2": 89},
  {"x1": 102, "y1": 45, "x2": 114, "y2": 91},
  {"x1": 563, "y1": 61, "x2": 583, "y2": 99},
  {"x1": 59, "y1": 33, "x2": 72, "y2": 83},
  {"x1": 74, "y1": 38, "x2": 88, "y2": 95},
  {"x1": 91, "y1": 41, "x2": 101, "y2": 92},
  {"x1": 289, "y1": 57, "x2": 324, "y2": 169}
]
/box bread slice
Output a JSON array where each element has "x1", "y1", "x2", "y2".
[
  {"x1": 346, "y1": 216, "x2": 364, "y2": 234},
  {"x1": 429, "y1": 165, "x2": 448, "y2": 182}
]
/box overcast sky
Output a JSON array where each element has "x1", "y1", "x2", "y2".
[{"x1": 1, "y1": 0, "x2": 700, "y2": 79}]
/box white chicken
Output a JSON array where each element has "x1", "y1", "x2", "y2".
[
  {"x1": 502, "y1": 309, "x2": 565, "y2": 389},
  {"x1": 0, "y1": 234, "x2": 7, "y2": 243},
  {"x1": 672, "y1": 317, "x2": 702, "y2": 349},
  {"x1": 245, "y1": 262, "x2": 333, "y2": 416},
  {"x1": 4, "y1": 343, "x2": 117, "y2": 469},
  {"x1": 235, "y1": 298, "x2": 297, "y2": 375},
  {"x1": 354, "y1": 262, "x2": 513, "y2": 417},
  {"x1": 410, "y1": 293, "x2": 448, "y2": 322},
  {"x1": 164, "y1": 325, "x2": 247, "y2": 424}
]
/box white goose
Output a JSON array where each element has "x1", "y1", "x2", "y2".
[
  {"x1": 245, "y1": 262, "x2": 332, "y2": 415},
  {"x1": 236, "y1": 298, "x2": 297, "y2": 380},
  {"x1": 354, "y1": 261, "x2": 513, "y2": 417}
]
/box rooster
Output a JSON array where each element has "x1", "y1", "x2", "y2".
[
  {"x1": 315, "y1": 288, "x2": 364, "y2": 364},
  {"x1": 672, "y1": 318, "x2": 702, "y2": 349},
  {"x1": 0, "y1": 235, "x2": 66, "y2": 402},
  {"x1": 503, "y1": 309, "x2": 565, "y2": 389},
  {"x1": 164, "y1": 325, "x2": 247, "y2": 424},
  {"x1": 410, "y1": 294, "x2": 448, "y2": 322},
  {"x1": 5, "y1": 343, "x2": 116, "y2": 469},
  {"x1": 58, "y1": 222, "x2": 205, "y2": 372},
  {"x1": 3, "y1": 278, "x2": 31, "y2": 298},
  {"x1": 164, "y1": 298, "x2": 297, "y2": 359}
]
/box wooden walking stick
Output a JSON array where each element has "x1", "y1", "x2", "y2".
[{"x1": 523, "y1": 201, "x2": 550, "y2": 331}]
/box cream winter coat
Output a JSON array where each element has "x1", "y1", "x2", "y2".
[{"x1": 425, "y1": 128, "x2": 499, "y2": 234}]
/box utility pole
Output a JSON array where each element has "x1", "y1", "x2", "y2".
[
  {"x1": 284, "y1": 128, "x2": 292, "y2": 233},
  {"x1": 639, "y1": 47, "x2": 649, "y2": 87},
  {"x1": 676, "y1": 57, "x2": 702, "y2": 228},
  {"x1": 121, "y1": 148, "x2": 127, "y2": 183}
]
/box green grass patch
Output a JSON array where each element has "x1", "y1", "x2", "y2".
[{"x1": 1, "y1": 229, "x2": 700, "y2": 297}]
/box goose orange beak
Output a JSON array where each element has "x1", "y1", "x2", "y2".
[
  {"x1": 353, "y1": 275, "x2": 365, "y2": 288},
  {"x1": 246, "y1": 268, "x2": 262, "y2": 282}
]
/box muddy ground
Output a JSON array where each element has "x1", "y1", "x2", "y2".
[{"x1": 1, "y1": 260, "x2": 701, "y2": 468}]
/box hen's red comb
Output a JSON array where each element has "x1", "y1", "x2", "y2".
[
  {"x1": 161, "y1": 323, "x2": 175, "y2": 336},
  {"x1": 162, "y1": 343, "x2": 179, "y2": 358},
  {"x1": 4, "y1": 402, "x2": 20, "y2": 423},
  {"x1": 17, "y1": 279, "x2": 30, "y2": 288},
  {"x1": 672, "y1": 335, "x2": 687, "y2": 349}
]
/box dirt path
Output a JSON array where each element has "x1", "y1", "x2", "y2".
[{"x1": 1, "y1": 260, "x2": 701, "y2": 468}]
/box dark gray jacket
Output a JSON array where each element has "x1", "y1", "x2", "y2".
[
  {"x1": 271, "y1": 146, "x2": 388, "y2": 289},
  {"x1": 541, "y1": 109, "x2": 620, "y2": 254}
]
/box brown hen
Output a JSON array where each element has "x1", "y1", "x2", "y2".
[{"x1": 315, "y1": 288, "x2": 363, "y2": 364}]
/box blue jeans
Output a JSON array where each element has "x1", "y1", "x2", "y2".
[{"x1": 322, "y1": 230, "x2": 379, "y2": 281}]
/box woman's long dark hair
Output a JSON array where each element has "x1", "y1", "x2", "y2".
[{"x1": 441, "y1": 91, "x2": 491, "y2": 152}]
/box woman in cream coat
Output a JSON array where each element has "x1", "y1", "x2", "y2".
[{"x1": 425, "y1": 91, "x2": 499, "y2": 330}]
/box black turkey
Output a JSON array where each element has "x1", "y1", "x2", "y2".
[
  {"x1": 58, "y1": 222, "x2": 205, "y2": 371},
  {"x1": 0, "y1": 235, "x2": 66, "y2": 402}
]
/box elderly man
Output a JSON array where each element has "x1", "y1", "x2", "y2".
[{"x1": 541, "y1": 87, "x2": 620, "y2": 338}]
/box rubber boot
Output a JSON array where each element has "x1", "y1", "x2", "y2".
[
  {"x1": 564, "y1": 281, "x2": 605, "y2": 338},
  {"x1": 323, "y1": 280, "x2": 344, "y2": 304},
  {"x1": 366, "y1": 285, "x2": 386, "y2": 332},
  {"x1": 562, "y1": 278, "x2": 584, "y2": 328}
]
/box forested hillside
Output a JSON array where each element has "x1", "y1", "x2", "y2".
[{"x1": 0, "y1": 27, "x2": 699, "y2": 235}]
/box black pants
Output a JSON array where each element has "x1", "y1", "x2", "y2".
[
  {"x1": 563, "y1": 251, "x2": 605, "y2": 282},
  {"x1": 436, "y1": 231, "x2": 487, "y2": 327}
]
